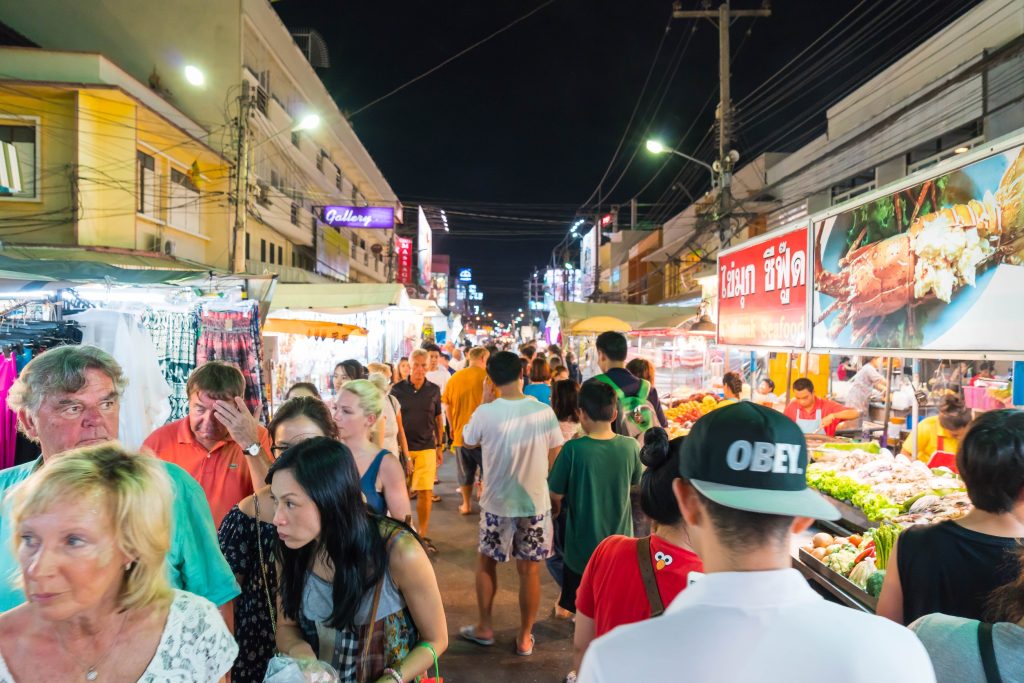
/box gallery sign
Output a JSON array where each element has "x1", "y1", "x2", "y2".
[
  {"x1": 717, "y1": 224, "x2": 809, "y2": 349},
  {"x1": 322, "y1": 205, "x2": 395, "y2": 229}
]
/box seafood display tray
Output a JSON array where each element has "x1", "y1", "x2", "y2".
[{"x1": 796, "y1": 547, "x2": 878, "y2": 613}]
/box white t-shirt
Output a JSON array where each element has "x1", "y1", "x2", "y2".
[
  {"x1": 426, "y1": 368, "x2": 450, "y2": 397},
  {"x1": 578, "y1": 569, "x2": 936, "y2": 683},
  {"x1": 462, "y1": 397, "x2": 563, "y2": 518}
]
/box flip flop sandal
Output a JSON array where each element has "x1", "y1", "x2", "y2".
[
  {"x1": 431, "y1": 495, "x2": 442, "y2": 502},
  {"x1": 458, "y1": 625, "x2": 494, "y2": 647},
  {"x1": 515, "y1": 634, "x2": 535, "y2": 656}
]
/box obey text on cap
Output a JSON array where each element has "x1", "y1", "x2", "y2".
[{"x1": 725, "y1": 440, "x2": 804, "y2": 475}]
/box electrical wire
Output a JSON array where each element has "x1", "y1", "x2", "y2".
[{"x1": 347, "y1": 0, "x2": 560, "y2": 119}]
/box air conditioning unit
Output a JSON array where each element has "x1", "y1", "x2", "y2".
[
  {"x1": 163, "y1": 239, "x2": 176, "y2": 257},
  {"x1": 255, "y1": 181, "x2": 272, "y2": 207}
]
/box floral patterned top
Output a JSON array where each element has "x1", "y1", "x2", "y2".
[
  {"x1": 218, "y1": 504, "x2": 279, "y2": 683},
  {"x1": 0, "y1": 590, "x2": 236, "y2": 682}
]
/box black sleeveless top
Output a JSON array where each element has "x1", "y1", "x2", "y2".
[{"x1": 896, "y1": 520, "x2": 1021, "y2": 625}]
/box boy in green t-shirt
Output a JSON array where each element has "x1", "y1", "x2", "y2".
[{"x1": 549, "y1": 378, "x2": 642, "y2": 613}]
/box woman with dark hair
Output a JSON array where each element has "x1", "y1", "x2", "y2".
[
  {"x1": 217, "y1": 397, "x2": 338, "y2": 683},
  {"x1": 910, "y1": 546, "x2": 1024, "y2": 682},
  {"x1": 270, "y1": 438, "x2": 447, "y2": 681},
  {"x1": 720, "y1": 371, "x2": 743, "y2": 405},
  {"x1": 285, "y1": 381, "x2": 320, "y2": 400},
  {"x1": 332, "y1": 360, "x2": 368, "y2": 395},
  {"x1": 899, "y1": 393, "x2": 972, "y2": 467},
  {"x1": 552, "y1": 378, "x2": 582, "y2": 443},
  {"x1": 567, "y1": 427, "x2": 703, "y2": 681},
  {"x1": 625, "y1": 358, "x2": 654, "y2": 384},
  {"x1": 525, "y1": 357, "x2": 553, "y2": 405},
  {"x1": 879, "y1": 409, "x2": 1024, "y2": 626},
  {"x1": 565, "y1": 351, "x2": 582, "y2": 385}
]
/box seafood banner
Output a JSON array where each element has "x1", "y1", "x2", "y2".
[
  {"x1": 812, "y1": 142, "x2": 1024, "y2": 352},
  {"x1": 717, "y1": 224, "x2": 809, "y2": 348}
]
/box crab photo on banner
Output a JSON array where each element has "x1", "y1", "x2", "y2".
[{"x1": 812, "y1": 141, "x2": 1024, "y2": 352}]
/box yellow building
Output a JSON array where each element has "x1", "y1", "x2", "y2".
[{"x1": 0, "y1": 48, "x2": 232, "y2": 269}]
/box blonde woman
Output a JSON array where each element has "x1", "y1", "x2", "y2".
[
  {"x1": 333, "y1": 379, "x2": 412, "y2": 520},
  {"x1": 367, "y1": 364, "x2": 411, "y2": 465},
  {"x1": 0, "y1": 444, "x2": 236, "y2": 682}
]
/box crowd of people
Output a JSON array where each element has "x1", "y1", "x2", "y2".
[{"x1": 0, "y1": 333, "x2": 1019, "y2": 682}]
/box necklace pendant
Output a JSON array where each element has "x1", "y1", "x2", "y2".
[{"x1": 86, "y1": 668, "x2": 98, "y2": 681}]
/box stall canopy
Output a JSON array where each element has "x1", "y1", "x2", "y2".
[
  {"x1": 0, "y1": 253, "x2": 212, "y2": 286},
  {"x1": 262, "y1": 318, "x2": 367, "y2": 339},
  {"x1": 573, "y1": 315, "x2": 632, "y2": 334},
  {"x1": 553, "y1": 301, "x2": 699, "y2": 332},
  {"x1": 409, "y1": 298, "x2": 444, "y2": 318},
  {"x1": 268, "y1": 283, "x2": 409, "y2": 314}
]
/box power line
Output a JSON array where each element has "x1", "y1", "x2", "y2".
[{"x1": 347, "y1": 0, "x2": 560, "y2": 119}]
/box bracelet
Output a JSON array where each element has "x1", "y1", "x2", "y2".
[{"x1": 382, "y1": 667, "x2": 403, "y2": 683}]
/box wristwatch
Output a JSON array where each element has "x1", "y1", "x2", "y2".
[{"x1": 243, "y1": 442, "x2": 261, "y2": 456}]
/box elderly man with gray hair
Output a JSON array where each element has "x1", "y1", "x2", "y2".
[{"x1": 0, "y1": 345, "x2": 239, "y2": 611}]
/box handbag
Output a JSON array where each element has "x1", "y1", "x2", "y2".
[
  {"x1": 636, "y1": 536, "x2": 665, "y2": 617},
  {"x1": 253, "y1": 495, "x2": 277, "y2": 633},
  {"x1": 977, "y1": 622, "x2": 1003, "y2": 683}
]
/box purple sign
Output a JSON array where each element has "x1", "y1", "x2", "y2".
[{"x1": 322, "y1": 205, "x2": 395, "y2": 229}]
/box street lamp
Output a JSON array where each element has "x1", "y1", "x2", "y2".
[
  {"x1": 184, "y1": 65, "x2": 205, "y2": 87},
  {"x1": 645, "y1": 139, "x2": 716, "y2": 189},
  {"x1": 294, "y1": 113, "x2": 320, "y2": 131}
]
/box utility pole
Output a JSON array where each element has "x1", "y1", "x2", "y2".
[
  {"x1": 231, "y1": 81, "x2": 252, "y2": 274},
  {"x1": 673, "y1": 1, "x2": 770, "y2": 242}
]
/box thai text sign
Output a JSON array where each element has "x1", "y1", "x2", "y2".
[
  {"x1": 322, "y1": 205, "x2": 395, "y2": 229},
  {"x1": 395, "y1": 237, "x2": 413, "y2": 284},
  {"x1": 717, "y1": 224, "x2": 808, "y2": 348}
]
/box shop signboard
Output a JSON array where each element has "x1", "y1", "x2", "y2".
[
  {"x1": 395, "y1": 236, "x2": 413, "y2": 284},
  {"x1": 322, "y1": 205, "x2": 395, "y2": 229},
  {"x1": 458, "y1": 267, "x2": 472, "y2": 282},
  {"x1": 580, "y1": 227, "x2": 597, "y2": 297},
  {"x1": 417, "y1": 206, "x2": 432, "y2": 291},
  {"x1": 812, "y1": 141, "x2": 1024, "y2": 353},
  {"x1": 316, "y1": 225, "x2": 350, "y2": 280},
  {"x1": 717, "y1": 223, "x2": 809, "y2": 349}
]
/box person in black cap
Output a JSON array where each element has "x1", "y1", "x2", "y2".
[{"x1": 577, "y1": 402, "x2": 936, "y2": 683}]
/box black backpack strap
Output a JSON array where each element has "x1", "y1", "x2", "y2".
[
  {"x1": 636, "y1": 536, "x2": 665, "y2": 617},
  {"x1": 977, "y1": 622, "x2": 1003, "y2": 683}
]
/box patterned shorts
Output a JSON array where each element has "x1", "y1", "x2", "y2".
[{"x1": 478, "y1": 511, "x2": 553, "y2": 562}]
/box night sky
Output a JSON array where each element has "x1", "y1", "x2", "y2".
[{"x1": 272, "y1": 0, "x2": 983, "y2": 317}]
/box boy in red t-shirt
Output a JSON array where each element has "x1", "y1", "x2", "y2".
[{"x1": 569, "y1": 429, "x2": 703, "y2": 680}]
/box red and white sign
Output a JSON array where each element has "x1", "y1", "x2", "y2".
[
  {"x1": 717, "y1": 224, "x2": 808, "y2": 348},
  {"x1": 395, "y1": 237, "x2": 413, "y2": 284}
]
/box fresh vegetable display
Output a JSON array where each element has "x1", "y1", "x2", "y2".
[{"x1": 801, "y1": 530, "x2": 892, "y2": 599}]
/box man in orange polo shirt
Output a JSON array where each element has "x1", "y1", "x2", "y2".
[
  {"x1": 143, "y1": 361, "x2": 272, "y2": 527},
  {"x1": 443, "y1": 346, "x2": 490, "y2": 515}
]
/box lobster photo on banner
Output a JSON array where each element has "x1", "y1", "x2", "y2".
[{"x1": 812, "y1": 141, "x2": 1024, "y2": 352}]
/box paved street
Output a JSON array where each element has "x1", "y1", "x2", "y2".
[{"x1": 427, "y1": 456, "x2": 574, "y2": 683}]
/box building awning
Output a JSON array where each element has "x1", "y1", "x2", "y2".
[
  {"x1": 0, "y1": 252, "x2": 211, "y2": 286},
  {"x1": 268, "y1": 283, "x2": 409, "y2": 314},
  {"x1": 0, "y1": 245, "x2": 213, "y2": 271},
  {"x1": 552, "y1": 301, "x2": 699, "y2": 329}
]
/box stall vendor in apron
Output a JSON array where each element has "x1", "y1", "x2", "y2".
[
  {"x1": 783, "y1": 378, "x2": 861, "y2": 436},
  {"x1": 900, "y1": 393, "x2": 973, "y2": 471},
  {"x1": 843, "y1": 356, "x2": 890, "y2": 428}
]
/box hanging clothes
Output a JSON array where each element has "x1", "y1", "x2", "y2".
[
  {"x1": 143, "y1": 307, "x2": 201, "y2": 422},
  {"x1": 69, "y1": 309, "x2": 172, "y2": 451},
  {"x1": 197, "y1": 303, "x2": 267, "y2": 423},
  {"x1": 0, "y1": 353, "x2": 19, "y2": 470}
]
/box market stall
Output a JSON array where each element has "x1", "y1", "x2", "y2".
[
  {"x1": 790, "y1": 133, "x2": 1024, "y2": 611},
  {"x1": 264, "y1": 283, "x2": 426, "y2": 404}
]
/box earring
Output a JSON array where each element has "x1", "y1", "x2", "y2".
[{"x1": 124, "y1": 561, "x2": 135, "y2": 572}]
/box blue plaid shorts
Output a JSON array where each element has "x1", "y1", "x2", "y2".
[{"x1": 478, "y1": 511, "x2": 553, "y2": 562}]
